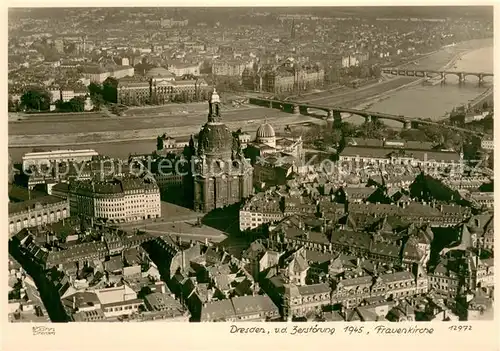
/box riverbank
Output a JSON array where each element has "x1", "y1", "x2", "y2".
[
  {"x1": 353, "y1": 78, "x2": 424, "y2": 111},
  {"x1": 8, "y1": 114, "x2": 320, "y2": 149},
  {"x1": 9, "y1": 100, "x2": 250, "y2": 123},
  {"x1": 352, "y1": 43, "x2": 490, "y2": 116},
  {"x1": 8, "y1": 38, "x2": 493, "y2": 154},
  {"x1": 301, "y1": 38, "x2": 491, "y2": 109},
  {"x1": 468, "y1": 87, "x2": 494, "y2": 109},
  {"x1": 404, "y1": 38, "x2": 493, "y2": 71}
]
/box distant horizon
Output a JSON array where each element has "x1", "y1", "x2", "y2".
[{"x1": 8, "y1": 6, "x2": 493, "y2": 18}]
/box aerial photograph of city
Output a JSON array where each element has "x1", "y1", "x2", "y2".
[{"x1": 7, "y1": 6, "x2": 494, "y2": 324}]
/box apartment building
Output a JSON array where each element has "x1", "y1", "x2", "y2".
[
  {"x1": 68, "y1": 176, "x2": 161, "y2": 223},
  {"x1": 212, "y1": 59, "x2": 253, "y2": 77}
]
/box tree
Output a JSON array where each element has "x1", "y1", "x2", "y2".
[
  {"x1": 69, "y1": 96, "x2": 85, "y2": 112},
  {"x1": 55, "y1": 96, "x2": 85, "y2": 112},
  {"x1": 339, "y1": 122, "x2": 357, "y2": 137},
  {"x1": 199, "y1": 89, "x2": 207, "y2": 101},
  {"x1": 156, "y1": 135, "x2": 164, "y2": 151},
  {"x1": 326, "y1": 66, "x2": 340, "y2": 84},
  {"x1": 91, "y1": 94, "x2": 105, "y2": 111},
  {"x1": 399, "y1": 129, "x2": 429, "y2": 142},
  {"x1": 216, "y1": 76, "x2": 242, "y2": 93},
  {"x1": 55, "y1": 99, "x2": 65, "y2": 110},
  {"x1": 56, "y1": 224, "x2": 75, "y2": 242},
  {"x1": 303, "y1": 124, "x2": 322, "y2": 143},
  {"x1": 102, "y1": 77, "x2": 118, "y2": 103},
  {"x1": 370, "y1": 65, "x2": 381, "y2": 78},
  {"x1": 359, "y1": 65, "x2": 370, "y2": 78},
  {"x1": 88, "y1": 83, "x2": 103, "y2": 97},
  {"x1": 8, "y1": 99, "x2": 20, "y2": 112},
  {"x1": 324, "y1": 129, "x2": 343, "y2": 147},
  {"x1": 200, "y1": 60, "x2": 212, "y2": 74},
  {"x1": 20, "y1": 89, "x2": 51, "y2": 111},
  {"x1": 348, "y1": 66, "x2": 361, "y2": 78}
]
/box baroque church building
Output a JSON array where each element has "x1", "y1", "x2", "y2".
[{"x1": 190, "y1": 89, "x2": 253, "y2": 212}]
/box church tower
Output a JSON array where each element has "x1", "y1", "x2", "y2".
[{"x1": 192, "y1": 88, "x2": 253, "y2": 212}]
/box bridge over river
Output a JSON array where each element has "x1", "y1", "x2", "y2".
[
  {"x1": 381, "y1": 68, "x2": 493, "y2": 84},
  {"x1": 248, "y1": 97, "x2": 484, "y2": 136}
]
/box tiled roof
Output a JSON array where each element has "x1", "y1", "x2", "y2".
[
  {"x1": 200, "y1": 299, "x2": 235, "y2": 322},
  {"x1": 379, "y1": 271, "x2": 414, "y2": 284},
  {"x1": 9, "y1": 196, "x2": 67, "y2": 215},
  {"x1": 46, "y1": 241, "x2": 107, "y2": 267},
  {"x1": 231, "y1": 294, "x2": 278, "y2": 316},
  {"x1": 340, "y1": 275, "x2": 373, "y2": 287},
  {"x1": 297, "y1": 283, "x2": 330, "y2": 296}
]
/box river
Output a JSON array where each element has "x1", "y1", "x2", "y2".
[
  {"x1": 9, "y1": 40, "x2": 494, "y2": 161},
  {"x1": 347, "y1": 43, "x2": 494, "y2": 127}
]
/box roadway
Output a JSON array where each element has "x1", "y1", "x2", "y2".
[
  {"x1": 9, "y1": 105, "x2": 270, "y2": 136},
  {"x1": 8, "y1": 113, "x2": 321, "y2": 149}
]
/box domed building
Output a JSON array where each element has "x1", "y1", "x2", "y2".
[
  {"x1": 197, "y1": 90, "x2": 233, "y2": 160},
  {"x1": 256, "y1": 122, "x2": 276, "y2": 148},
  {"x1": 246, "y1": 121, "x2": 303, "y2": 162},
  {"x1": 192, "y1": 88, "x2": 253, "y2": 213}
]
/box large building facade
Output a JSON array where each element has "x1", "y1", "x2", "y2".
[
  {"x1": 9, "y1": 196, "x2": 70, "y2": 236},
  {"x1": 243, "y1": 62, "x2": 325, "y2": 93},
  {"x1": 22, "y1": 149, "x2": 99, "y2": 170},
  {"x1": 245, "y1": 122, "x2": 304, "y2": 162},
  {"x1": 81, "y1": 65, "x2": 134, "y2": 84},
  {"x1": 117, "y1": 70, "x2": 209, "y2": 106},
  {"x1": 212, "y1": 59, "x2": 253, "y2": 77},
  {"x1": 192, "y1": 89, "x2": 253, "y2": 212},
  {"x1": 68, "y1": 175, "x2": 161, "y2": 223}
]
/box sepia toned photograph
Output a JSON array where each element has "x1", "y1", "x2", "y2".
[{"x1": 7, "y1": 6, "x2": 494, "y2": 326}]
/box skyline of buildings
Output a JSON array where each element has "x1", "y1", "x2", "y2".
[{"x1": 5, "y1": 7, "x2": 495, "y2": 339}]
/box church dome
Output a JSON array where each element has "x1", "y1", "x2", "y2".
[
  {"x1": 256, "y1": 122, "x2": 275, "y2": 139},
  {"x1": 198, "y1": 123, "x2": 233, "y2": 159}
]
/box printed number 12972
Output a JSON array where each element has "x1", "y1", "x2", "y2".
[{"x1": 448, "y1": 325, "x2": 472, "y2": 332}]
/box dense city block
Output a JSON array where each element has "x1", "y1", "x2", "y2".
[{"x1": 8, "y1": 7, "x2": 493, "y2": 324}]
